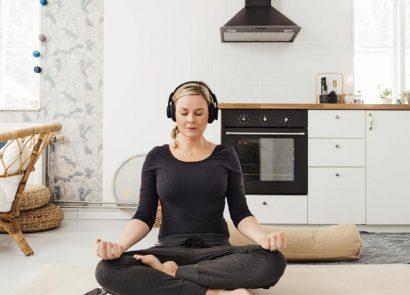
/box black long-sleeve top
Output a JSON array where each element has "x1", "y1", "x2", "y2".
[{"x1": 132, "y1": 144, "x2": 253, "y2": 239}]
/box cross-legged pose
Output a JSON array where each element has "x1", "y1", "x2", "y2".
[{"x1": 95, "y1": 81, "x2": 287, "y2": 295}]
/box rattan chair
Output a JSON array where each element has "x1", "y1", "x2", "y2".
[{"x1": 0, "y1": 123, "x2": 62, "y2": 256}]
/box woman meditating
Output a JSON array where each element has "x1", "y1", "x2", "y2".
[{"x1": 95, "y1": 81, "x2": 287, "y2": 295}]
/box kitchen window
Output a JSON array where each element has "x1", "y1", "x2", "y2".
[
  {"x1": 354, "y1": 0, "x2": 410, "y2": 102},
  {"x1": 0, "y1": 0, "x2": 41, "y2": 110}
]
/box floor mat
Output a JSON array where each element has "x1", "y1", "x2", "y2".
[
  {"x1": 289, "y1": 231, "x2": 410, "y2": 265},
  {"x1": 358, "y1": 231, "x2": 410, "y2": 264},
  {"x1": 7, "y1": 263, "x2": 410, "y2": 295}
]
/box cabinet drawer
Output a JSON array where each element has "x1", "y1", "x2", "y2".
[
  {"x1": 309, "y1": 139, "x2": 365, "y2": 167},
  {"x1": 245, "y1": 195, "x2": 307, "y2": 224},
  {"x1": 308, "y1": 167, "x2": 365, "y2": 224},
  {"x1": 308, "y1": 110, "x2": 365, "y2": 138}
]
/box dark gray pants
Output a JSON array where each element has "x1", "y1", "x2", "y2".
[{"x1": 95, "y1": 234, "x2": 286, "y2": 295}]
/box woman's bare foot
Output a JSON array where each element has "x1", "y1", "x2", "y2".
[
  {"x1": 133, "y1": 254, "x2": 178, "y2": 277},
  {"x1": 206, "y1": 289, "x2": 253, "y2": 295}
]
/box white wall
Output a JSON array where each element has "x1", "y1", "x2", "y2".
[{"x1": 103, "y1": 0, "x2": 354, "y2": 201}]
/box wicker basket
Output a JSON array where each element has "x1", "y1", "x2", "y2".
[
  {"x1": 153, "y1": 206, "x2": 162, "y2": 227},
  {"x1": 19, "y1": 185, "x2": 51, "y2": 211},
  {"x1": 0, "y1": 204, "x2": 64, "y2": 233}
]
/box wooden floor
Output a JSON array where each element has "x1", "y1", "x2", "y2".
[{"x1": 0, "y1": 219, "x2": 159, "y2": 295}]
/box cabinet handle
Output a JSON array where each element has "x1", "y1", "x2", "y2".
[
  {"x1": 335, "y1": 115, "x2": 340, "y2": 119},
  {"x1": 262, "y1": 201, "x2": 268, "y2": 206},
  {"x1": 369, "y1": 117, "x2": 373, "y2": 130},
  {"x1": 335, "y1": 144, "x2": 340, "y2": 148},
  {"x1": 335, "y1": 173, "x2": 340, "y2": 177}
]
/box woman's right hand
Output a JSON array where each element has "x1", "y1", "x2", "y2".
[{"x1": 96, "y1": 239, "x2": 125, "y2": 260}]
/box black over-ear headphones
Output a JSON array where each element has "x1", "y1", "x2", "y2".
[{"x1": 166, "y1": 81, "x2": 218, "y2": 123}]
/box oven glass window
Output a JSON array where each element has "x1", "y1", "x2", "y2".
[{"x1": 235, "y1": 138, "x2": 295, "y2": 182}]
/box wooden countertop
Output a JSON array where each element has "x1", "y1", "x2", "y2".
[{"x1": 218, "y1": 103, "x2": 410, "y2": 110}]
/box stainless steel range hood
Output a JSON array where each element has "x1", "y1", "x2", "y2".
[{"x1": 220, "y1": 0, "x2": 301, "y2": 42}]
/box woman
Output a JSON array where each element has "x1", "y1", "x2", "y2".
[{"x1": 95, "y1": 81, "x2": 287, "y2": 295}]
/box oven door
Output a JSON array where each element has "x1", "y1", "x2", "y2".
[{"x1": 222, "y1": 127, "x2": 307, "y2": 195}]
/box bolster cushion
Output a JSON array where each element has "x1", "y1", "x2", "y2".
[{"x1": 228, "y1": 222, "x2": 362, "y2": 261}]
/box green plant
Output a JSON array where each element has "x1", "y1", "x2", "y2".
[{"x1": 377, "y1": 84, "x2": 392, "y2": 98}]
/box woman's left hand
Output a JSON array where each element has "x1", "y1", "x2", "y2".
[{"x1": 258, "y1": 232, "x2": 287, "y2": 251}]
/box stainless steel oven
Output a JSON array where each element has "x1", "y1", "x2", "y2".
[{"x1": 221, "y1": 109, "x2": 307, "y2": 195}]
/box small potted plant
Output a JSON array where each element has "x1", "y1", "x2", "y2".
[{"x1": 377, "y1": 84, "x2": 392, "y2": 104}]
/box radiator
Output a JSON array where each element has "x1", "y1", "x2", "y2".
[{"x1": 0, "y1": 123, "x2": 46, "y2": 185}]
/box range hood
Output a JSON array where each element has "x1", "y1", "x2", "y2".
[{"x1": 220, "y1": 0, "x2": 301, "y2": 42}]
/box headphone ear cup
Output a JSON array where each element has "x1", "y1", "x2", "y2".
[
  {"x1": 166, "y1": 104, "x2": 172, "y2": 119},
  {"x1": 167, "y1": 92, "x2": 177, "y2": 122},
  {"x1": 170, "y1": 102, "x2": 176, "y2": 122},
  {"x1": 208, "y1": 105, "x2": 214, "y2": 123},
  {"x1": 208, "y1": 93, "x2": 218, "y2": 123},
  {"x1": 208, "y1": 103, "x2": 215, "y2": 124}
]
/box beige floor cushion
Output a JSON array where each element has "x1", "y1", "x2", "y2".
[{"x1": 228, "y1": 222, "x2": 362, "y2": 261}]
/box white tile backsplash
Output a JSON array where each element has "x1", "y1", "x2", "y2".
[{"x1": 192, "y1": 42, "x2": 352, "y2": 103}]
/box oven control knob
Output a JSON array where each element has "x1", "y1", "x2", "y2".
[
  {"x1": 238, "y1": 114, "x2": 250, "y2": 125},
  {"x1": 284, "y1": 117, "x2": 289, "y2": 123},
  {"x1": 259, "y1": 114, "x2": 271, "y2": 124}
]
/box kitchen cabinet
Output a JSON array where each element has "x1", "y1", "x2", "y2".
[
  {"x1": 308, "y1": 110, "x2": 365, "y2": 138},
  {"x1": 308, "y1": 168, "x2": 365, "y2": 224},
  {"x1": 246, "y1": 195, "x2": 307, "y2": 224},
  {"x1": 308, "y1": 110, "x2": 366, "y2": 224},
  {"x1": 220, "y1": 104, "x2": 410, "y2": 225},
  {"x1": 309, "y1": 109, "x2": 410, "y2": 225},
  {"x1": 366, "y1": 110, "x2": 410, "y2": 224},
  {"x1": 223, "y1": 195, "x2": 307, "y2": 224}
]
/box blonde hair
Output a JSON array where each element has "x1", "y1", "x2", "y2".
[{"x1": 170, "y1": 82, "x2": 213, "y2": 148}]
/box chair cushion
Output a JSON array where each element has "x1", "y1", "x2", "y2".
[
  {"x1": 0, "y1": 140, "x2": 31, "y2": 212},
  {"x1": 20, "y1": 185, "x2": 51, "y2": 211},
  {"x1": 228, "y1": 222, "x2": 362, "y2": 261},
  {"x1": 0, "y1": 175, "x2": 23, "y2": 212}
]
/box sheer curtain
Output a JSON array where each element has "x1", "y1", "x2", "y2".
[
  {"x1": 354, "y1": 0, "x2": 410, "y2": 103},
  {"x1": 0, "y1": 0, "x2": 40, "y2": 110}
]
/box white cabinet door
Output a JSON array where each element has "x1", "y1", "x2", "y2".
[
  {"x1": 245, "y1": 195, "x2": 307, "y2": 224},
  {"x1": 366, "y1": 111, "x2": 410, "y2": 224},
  {"x1": 309, "y1": 110, "x2": 365, "y2": 138},
  {"x1": 309, "y1": 139, "x2": 365, "y2": 167},
  {"x1": 308, "y1": 168, "x2": 366, "y2": 224}
]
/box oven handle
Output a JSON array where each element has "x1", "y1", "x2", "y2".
[{"x1": 225, "y1": 131, "x2": 306, "y2": 136}]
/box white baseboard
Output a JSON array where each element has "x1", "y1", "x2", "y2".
[
  {"x1": 62, "y1": 208, "x2": 410, "y2": 232},
  {"x1": 62, "y1": 208, "x2": 132, "y2": 220}
]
